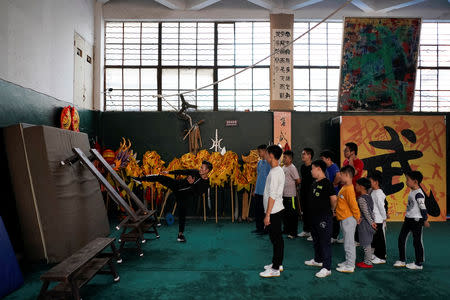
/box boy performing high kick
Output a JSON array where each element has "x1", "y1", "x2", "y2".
[{"x1": 134, "y1": 161, "x2": 213, "y2": 243}]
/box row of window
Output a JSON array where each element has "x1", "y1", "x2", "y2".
[{"x1": 104, "y1": 21, "x2": 450, "y2": 112}]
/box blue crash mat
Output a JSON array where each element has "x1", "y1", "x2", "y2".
[{"x1": 0, "y1": 216, "x2": 23, "y2": 298}]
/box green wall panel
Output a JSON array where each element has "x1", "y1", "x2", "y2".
[
  {"x1": 0, "y1": 79, "x2": 99, "y2": 137},
  {"x1": 100, "y1": 111, "x2": 274, "y2": 161},
  {"x1": 0, "y1": 78, "x2": 99, "y2": 252},
  {"x1": 100, "y1": 111, "x2": 340, "y2": 166}
]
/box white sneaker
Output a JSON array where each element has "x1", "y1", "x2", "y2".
[
  {"x1": 298, "y1": 231, "x2": 311, "y2": 238},
  {"x1": 259, "y1": 268, "x2": 281, "y2": 277},
  {"x1": 372, "y1": 256, "x2": 386, "y2": 264},
  {"x1": 406, "y1": 263, "x2": 423, "y2": 270},
  {"x1": 393, "y1": 260, "x2": 406, "y2": 267},
  {"x1": 307, "y1": 236, "x2": 313, "y2": 241},
  {"x1": 337, "y1": 262, "x2": 346, "y2": 268},
  {"x1": 337, "y1": 238, "x2": 344, "y2": 244},
  {"x1": 264, "y1": 264, "x2": 284, "y2": 272},
  {"x1": 336, "y1": 265, "x2": 354, "y2": 273},
  {"x1": 315, "y1": 268, "x2": 332, "y2": 278},
  {"x1": 305, "y1": 259, "x2": 323, "y2": 267}
]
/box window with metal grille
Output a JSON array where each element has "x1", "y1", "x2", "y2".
[
  {"x1": 105, "y1": 22, "x2": 159, "y2": 111},
  {"x1": 104, "y1": 21, "x2": 450, "y2": 112},
  {"x1": 293, "y1": 21, "x2": 342, "y2": 112},
  {"x1": 217, "y1": 22, "x2": 270, "y2": 111},
  {"x1": 414, "y1": 22, "x2": 450, "y2": 112}
]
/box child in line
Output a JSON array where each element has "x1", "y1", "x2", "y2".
[
  {"x1": 394, "y1": 170, "x2": 430, "y2": 270},
  {"x1": 304, "y1": 160, "x2": 337, "y2": 278},
  {"x1": 355, "y1": 178, "x2": 377, "y2": 269},
  {"x1": 282, "y1": 150, "x2": 300, "y2": 239},
  {"x1": 335, "y1": 165, "x2": 360, "y2": 273},
  {"x1": 320, "y1": 150, "x2": 342, "y2": 244},
  {"x1": 298, "y1": 148, "x2": 314, "y2": 239},
  {"x1": 368, "y1": 171, "x2": 387, "y2": 264},
  {"x1": 260, "y1": 145, "x2": 285, "y2": 278},
  {"x1": 253, "y1": 145, "x2": 271, "y2": 235}
]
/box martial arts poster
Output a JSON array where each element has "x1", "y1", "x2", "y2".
[
  {"x1": 338, "y1": 17, "x2": 421, "y2": 112},
  {"x1": 340, "y1": 116, "x2": 446, "y2": 221},
  {"x1": 273, "y1": 111, "x2": 291, "y2": 149},
  {"x1": 270, "y1": 13, "x2": 294, "y2": 111}
]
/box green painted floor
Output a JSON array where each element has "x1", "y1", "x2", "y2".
[{"x1": 5, "y1": 220, "x2": 450, "y2": 300}]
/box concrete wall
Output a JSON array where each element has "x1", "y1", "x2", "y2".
[{"x1": 0, "y1": 0, "x2": 96, "y2": 104}]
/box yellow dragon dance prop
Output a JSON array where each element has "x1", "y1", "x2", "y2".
[
  {"x1": 105, "y1": 139, "x2": 258, "y2": 196},
  {"x1": 142, "y1": 150, "x2": 165, "y2": 192}
]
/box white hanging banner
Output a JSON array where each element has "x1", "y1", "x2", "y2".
[{"x1": 270, "y1": 14, "x2": 294, "y2": 111}]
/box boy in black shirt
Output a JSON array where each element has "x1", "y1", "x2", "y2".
[
  {"x1": 298, "y1": 148, "x2": 314, "y2": 238},
  {"x1": 304, "y1": 160, "x2": 337, "y2": 278},
  {"x1": 135, "y1": 161, "x2": 212, "y2": 242}
]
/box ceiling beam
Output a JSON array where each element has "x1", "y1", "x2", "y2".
[
  {"x1": 154, "y1": 0, "x2": 186, "y2": 10},
  {"x1": 246, "y1": 0, "x2": 276, "y2": 10},
  {"x1": 289, "y1": 0, "x2": 324, "y2": 11},
  {"x1": 188, "y1": 0, "x2": 221, "y2": 10},
  {"x1": 351, "y1": 0, "x2": 374, "y2": 12},
  {"x1": 377, "y1": 0, "x2": 427, "y2": 13}
]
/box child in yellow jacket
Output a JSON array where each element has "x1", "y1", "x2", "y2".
[{"x1": 335, "y1": 165, "x2": 360, "y2": 273}]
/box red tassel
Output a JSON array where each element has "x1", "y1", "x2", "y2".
[
  {"x1": 156, "y1": 191, "x2": 162, "y2": 205},
  {"x1": 145, "y1": 187, "x2": 152, "y2": 203}
]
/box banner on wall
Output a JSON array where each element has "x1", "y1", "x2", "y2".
[
  {"x1": 270, "y1": 14, "x2": 294, "y2": 111},
  {"x1": 340, "y1": 115, "x2": 446, "y2": 221},
  {"x1": 273, "y1": 111, "x2": 291, "y2": 149}
]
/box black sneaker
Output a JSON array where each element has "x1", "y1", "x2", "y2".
[{"x1": 177, "y1": 234, "x2": 186, "y2": 243}]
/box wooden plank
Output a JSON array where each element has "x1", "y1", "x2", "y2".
[
  {"x1": 90, "y1": 149, "x2": 148, "y2": 213},
  {"x1": 73, "y1": 148, "x2": 138, "y2": 221},
  {"x1": 41, "y1": 238, "x2": 114, "y2": 281}
]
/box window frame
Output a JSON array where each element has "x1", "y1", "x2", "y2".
[{"x1": 104, "y1": 20, "x2": 450, "y2": 112}]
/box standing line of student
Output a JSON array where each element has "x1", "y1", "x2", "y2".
[{"x1": 257, "y1": 143, "x2": 430, "y2": 278}]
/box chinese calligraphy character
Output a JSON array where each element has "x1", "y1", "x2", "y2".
[{"x1": 362, "y1": 126, "x2": 422, "y2": 195}]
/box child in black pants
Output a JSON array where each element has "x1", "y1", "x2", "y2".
[
  {"x1": 260, "y1": 145, "x2": 285, "y2": 278},
  {"x1": 304, "y1": 160, "x2": 337, "y2": 278},
  {"x1": 394, "y1": 170, "x2": 430, "y2": 270},
  {"x1": 282, "y1": 150, "x2": 300, "y2": 238}
]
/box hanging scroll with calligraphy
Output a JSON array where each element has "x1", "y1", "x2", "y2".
[
  {"x1": 274, "y1": 111, "x2": 291, "y2": 149},
  {"x1": 339, "y1": 18, "x2": 421, "y2": 112},
  {"x1": 270, "y1": 14, "x2": 294, "y2": 111},
  {"x1": 340, "y1": 115, "x2": 446, "y2": 221}
]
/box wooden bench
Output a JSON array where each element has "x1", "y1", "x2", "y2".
[
  {"x1": 38, "y1": 237, "x2": 120, "y2": 300},
  {"x1": 117, "y1": 212, "x2": 159, "y2": 257}
]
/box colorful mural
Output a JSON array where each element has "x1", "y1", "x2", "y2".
[{"x1": 339, "y1": 18, "x2": 421, "y2": 112}]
